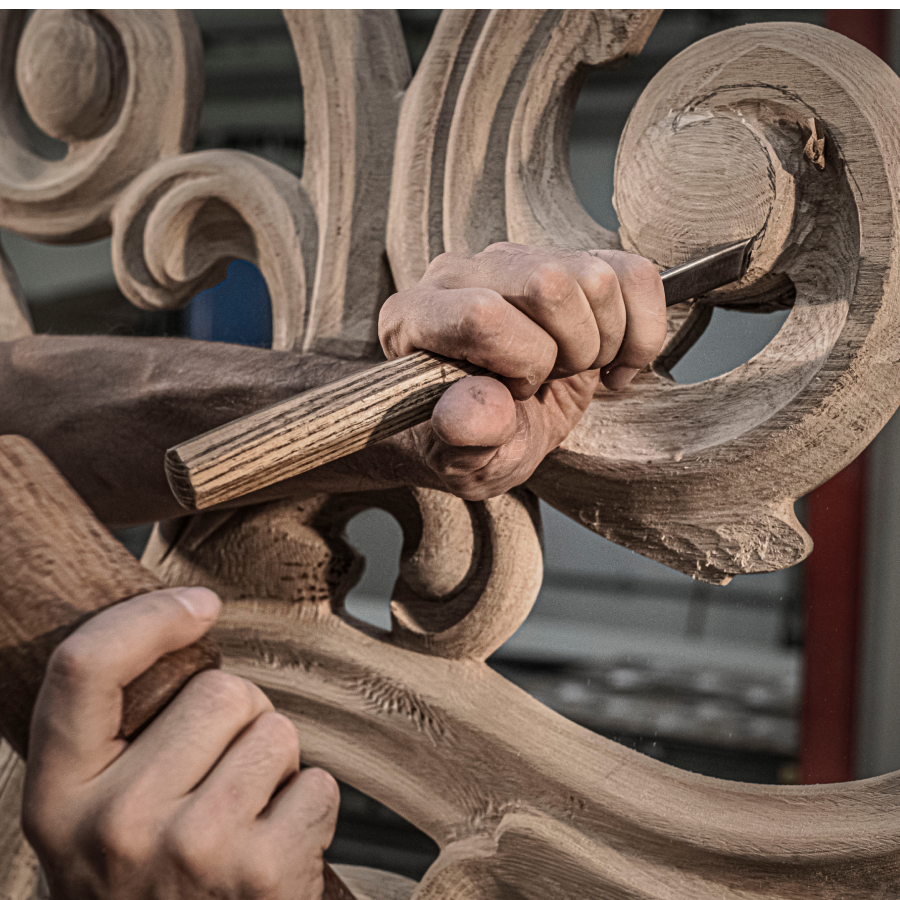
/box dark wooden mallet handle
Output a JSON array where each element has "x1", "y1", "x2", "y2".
[{"x1": 0, "y1": 435, "x2": 356, "y2": 900}]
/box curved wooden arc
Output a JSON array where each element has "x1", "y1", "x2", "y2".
[
  {"x1": 285, "y1": 11, "x2": 410, "y2": 359},
  {"x1": 387, "y1": 10, "x2": 489, "y2": 290},
  {"x1": 3, "y1": 11, "x2": 900, "y2": 900},
  {"x1": 522, "y1": 23, "x2": 900, "y2": 581},
  {"x1": 213, "y1": 601, "x2": 900, "y2": 899},
  {"x1": 0, "y1": 10, "x2": 201, "y2": 242},
  {"x1": 110, "y1": 150, "x2": 317, "y2": 352},
  {"x1": 142, "y1": 486, "x2": 542, "y2": 665},
  {"x1": 504, "y1": 9, "x2": 660, "y2": 251}
]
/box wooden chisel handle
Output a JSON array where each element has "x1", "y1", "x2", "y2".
[
  {"x1": 0, "y1": 436, "x2": 357, "y2": 900},
  {"x1": 166, "y1": 351, "x2": 484, "y2": 511}
]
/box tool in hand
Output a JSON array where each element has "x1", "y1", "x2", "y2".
[
  {"x1": 165, "y1": 238, "x2": 753, "y2": 512},
  {"x1": 0, "y1": 435, "x2": 359, "y2": 900}
]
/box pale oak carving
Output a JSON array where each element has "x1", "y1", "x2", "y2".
[{"x1": 0, "y1": 10, "x2": 899, "y2": 900}]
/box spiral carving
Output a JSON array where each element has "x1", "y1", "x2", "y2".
[
  {"x1": 0, "y1": 10, "x2": 201, "y2": 242},
  {"x1": 110, "y1": 150, "x2": 317, "y2": 352},
  {"x1": 530, "y1": 24, "x2": 900, "y2": 582}
]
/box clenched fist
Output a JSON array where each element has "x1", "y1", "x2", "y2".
[{"x1": 379, "y1": 242, "x2": 666, "y2": 500}]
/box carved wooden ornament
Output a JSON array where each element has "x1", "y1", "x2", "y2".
[{"x1": 1, "y1": 10, "x2": 900, "y2": 899}]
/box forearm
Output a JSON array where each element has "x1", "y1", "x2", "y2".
[{"x1": 0, "y1": 335, "x2": 435, "y2": 526}]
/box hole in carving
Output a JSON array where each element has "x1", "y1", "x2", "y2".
[
  {"x1": 342, "y1": 508, "x2": 404, "y2": 630},
  {"x1": 183, "y1": 259, "x2": 273, "y2": 348},
  {"x1": 669, "y1": 307, "x2": 791, "y2": 384},
  {"x1": 1, "y1": 232, "x2": 182, "y2": 337},
  {"x1": 490, "y1": 502, "x2": 803, "y2": 783}
]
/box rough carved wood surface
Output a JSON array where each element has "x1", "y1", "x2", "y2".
[
  {"x1": 1, "y1": 9, "x2": 900, "y2": 900},
  {"x1": 389, "y1": 12, "x2": 900, "y2": 583}
]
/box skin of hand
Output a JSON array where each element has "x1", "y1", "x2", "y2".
[
  {"x1": 378, "y1": 242, "x2": 667, "y2": 500},
  {"x1": 22, "y1": 587, "x2": 339, "y2": 900}
]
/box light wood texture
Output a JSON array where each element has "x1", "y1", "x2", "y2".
[
  {"x1": 528, "y1": 23, "x2": 900, "y2": 581},
  {"x1": 4, "y1": 10, "x2": 900, "y2": 900},
  {"x1": 390, "y1": 13, "x2": 900, "y2": 581},
  {"x1": 140, "y1": 484, "x2": 900, "y2": 899},
  {"x1": 110, "y1": 149, "x2": 318, "y2": 352},
  {"x1": 0, "y1": 10, "x2": 201, "y2": 242},
  {"x1": 166, "y1": 352, "x2": 484, "y2": 510},
  {"x1": 285, "y1": 11, "x2": 410, "y2": 359}
]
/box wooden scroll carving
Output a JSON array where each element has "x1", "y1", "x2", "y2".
[
  {"x1": 391, "y1": 13, "x2": 900, "y2": 582},
  {"x1": 3, "y1": 9, "x2": 900, "y2": 900},
  {"x1": 532, "y1": 23, "x2": 900, "y2": 583}
]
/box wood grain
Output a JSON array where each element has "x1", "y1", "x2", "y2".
[
  {"x1": 165, "y1": 352, "x2": 484, "y2": 511},
  {"x1": 0, "y1": 435, "x2": 219, "y2": 755},
  {"x1": 142, "y1": 487, "x2": 900, "y2": 898},
  {"x1": 4, "y1": 10, "x2": 900, "y2": 900},
  {"x1": 285, "y1": 11, "x2": 410, "y2": 359},
  {"x1": 511, "y1": 20, "x2": 900, "y2": 581}
]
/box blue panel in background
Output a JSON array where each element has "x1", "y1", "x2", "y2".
[{"x1": 184, "y1": 259, "x2": 272, "y2": 349}]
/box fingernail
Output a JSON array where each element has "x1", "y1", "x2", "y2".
[
  {"x1": 602, "y1": 366, "x2": 641, "y2": 391},
  {"x1": 173, "y1": 587, "x2": 221, "y2": 620}
]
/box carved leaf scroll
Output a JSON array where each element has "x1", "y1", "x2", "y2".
[
  {"x1": 3, "y1": 9, "x2": 900, "y2": 900},
  {"x1": 530, "y1": 23, "x2": 900, "y2": 582},
  {"x1": 392, "y1": 11, "x2": 900, "y2": 582},
  {"x1": 138, "y1": 543, "x2": 900, "y2": 900}
]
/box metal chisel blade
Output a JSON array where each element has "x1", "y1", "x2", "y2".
[{"x1": 661, "y1": 238, "x2": 753, "y2": 307}]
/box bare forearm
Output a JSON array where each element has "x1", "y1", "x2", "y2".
[{"x1": 0, "y1": 335, "x2": 434, "y2": 526}]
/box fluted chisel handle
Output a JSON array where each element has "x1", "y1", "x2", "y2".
[{"x1": 165, "y1": 351, "x2": 484, "y2": 511}]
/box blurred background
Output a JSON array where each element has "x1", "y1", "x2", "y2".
[{"x1": 6, "y1": 9, "x2": 900, "y2": 879}]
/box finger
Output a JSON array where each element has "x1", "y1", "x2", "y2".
[
  {"x1": 259, "y1": 766, "x2": 339, "y2": 850},
  {"x1": 590, "y1": 250, "x2": 667, "y2": 390},
  {"x1": 431, "y1": 376, "x2": 517, "y2": 448},
  {"x1": 424, "y1": 371, "x2": 597, "y2": 500},
  {"x1": 423, "y1": 245, "x2": 608, "y2": 377},
  {"x1": 111, "y1": 669, "x2": 273, "y2": 797},
  {"x1": 190, "y1": 710, "x2": 300, "y2": 823},
  {"x1": 379, "y1": 287, "x2": 557, "y2": 400},
  {"x1": 29, "y1": 587, "x2": 220, "y2": 785}
]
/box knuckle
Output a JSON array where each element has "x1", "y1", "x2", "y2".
[
  {"x1": 188, "y1": 669, "x2": 269, "y2": 720},
  {"x1": 480, "y1": 241, "x2": 517, "y2": 255},
  {"x1": 524, "y1": 262, "x2": 577, "y2": 307},
  {"x1": 45, "y1": 637, "x2": 98, "y2": 689},
  {"x1": 378, "y1": 297, "x2": 402, "y2": 358},
  {"x1": 240, "y1": 854, "x2": 283, "y2": 894},
  {"x1": 255, "y1": 711, "x2": 299, "y2": 757},
  {"x1": 164, "y1": 812, "x2": 220, "y2": 879},
  {"x1": 425, "y1": 251, "x2": 464, "y2": 285},
  {"x1": 456, "y1": 290, "x2": 501, "y2": 347},
  {"x1": 616, "y1": 254, "x2": 664, "y2": 299},
  {"x1": 301, "y1": 768, "x2": 341, "y2": 822},
  {"x1": 94, "y1": 799, "x2": 153, "y2": 869},
  {"x1": 21, "y1": 797, "x2": 60, "y2": 855}
]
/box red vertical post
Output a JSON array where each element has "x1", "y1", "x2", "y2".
[{"x1": 798, "y1": 9, "x2": 889, "y2": 785}]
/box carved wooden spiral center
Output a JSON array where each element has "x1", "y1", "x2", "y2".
[
  {"x1": 16, "y1": 10, "x2": 119, "y2": 143},
  {"x1": 616, "y1": 115, "x2": 775, "y2": 269}
]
